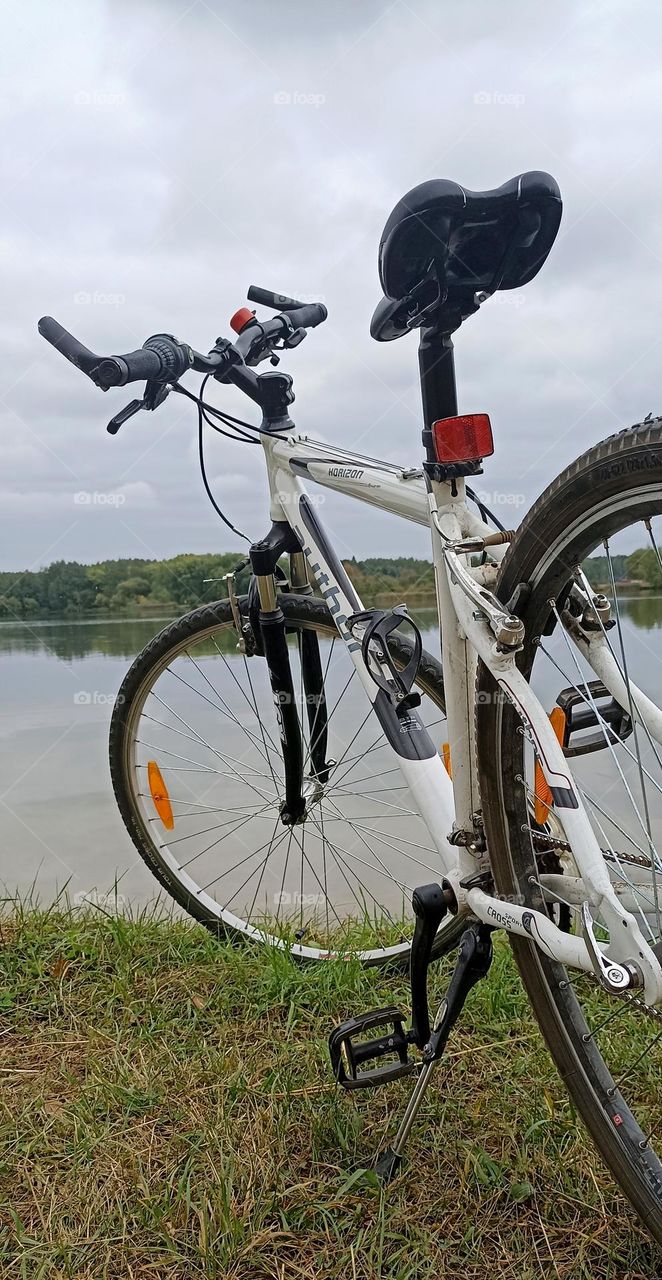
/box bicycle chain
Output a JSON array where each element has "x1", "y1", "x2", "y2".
[{"x1": 529, "y1": 828, "x2": 653, "y2": 871}]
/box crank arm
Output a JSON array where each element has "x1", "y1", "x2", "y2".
[{"x1": 374, "y1": 922, "x2": 493, "y2": 1182}]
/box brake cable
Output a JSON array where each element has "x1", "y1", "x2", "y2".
[
  {"x1": 172, "y1": 378, "x2": 259, "y2": 444},
  {"x1": 171, "y1": 379, "x2": 260, "y2": 541},
  {"x1": 175, "y1": 381, "x2": 507, "y2": 557},
  {"x1": 196, "y1": 399, "x2": 251, "y2": 541},
  {"x1": 465, "y1": 484, "x2": 506, "y2": 532}
]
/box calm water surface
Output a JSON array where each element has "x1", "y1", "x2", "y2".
[{"x1": 1, "y1": 599, "x2": 661, "y2": 907}]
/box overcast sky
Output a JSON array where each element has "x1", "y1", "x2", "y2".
[{"x1": 2, "y1": 0, "x2": 662, "y2": 571}]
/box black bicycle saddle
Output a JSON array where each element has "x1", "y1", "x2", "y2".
[{"x1": 371, "y1": 171, "x2": 562, "y2": 340}]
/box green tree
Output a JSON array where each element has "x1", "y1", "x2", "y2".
[
  {"x1": 149, "y1": 553, "x2": 240, "y2": 609},
  {"x1": 627, "y1": 548, "x2": 662, "y2": 587},
  {"x1": 109, "y1": 575, "x2": 153, "y2": 609}
]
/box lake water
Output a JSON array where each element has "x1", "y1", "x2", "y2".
[{"x1": 1, "y1": 597, "x2": 661, "y2": 914}]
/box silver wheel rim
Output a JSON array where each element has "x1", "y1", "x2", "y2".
[
  {"x1": 120, "y1": 608, "x2": 458, "y2": 962},
  {"x1": 493, "y1": 484, "x2": 662, "y2": 1154}
]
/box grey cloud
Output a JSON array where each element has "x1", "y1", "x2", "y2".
[{"x1": 2, "y1": 0, "x2": 662, "y2": 567}]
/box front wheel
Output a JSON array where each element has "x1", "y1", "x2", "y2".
[
  {"x1": 477, "y1": 418, "x2": 662, "y2": 1241},
  {"x1": 110, "y1": 592, "x2": 465, "y2": 966}
]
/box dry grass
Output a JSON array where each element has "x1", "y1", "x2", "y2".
[{"x1": 0, "y1": 907, "x2": 659, "y2": 1278}]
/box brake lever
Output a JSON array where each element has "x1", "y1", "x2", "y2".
[
  {"x1": 282, "y1": 326, "x2": 307, "y2": 350},
  {"x1": 106, "y1": 381, "x2": 170, "y2": 435},
  {"x1": 240, "y1": 314, "x2": 306, "y2": 366}
]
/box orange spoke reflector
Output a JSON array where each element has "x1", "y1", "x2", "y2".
[
  {"x1": 533, "y1": 707, "x2": 567, "y2": 825},
  {"x1": 147, "y1": 760, "x2": 174, "y2": 830},
  {"x1": 441, "y1": 742, "x2": 452, "y2": 777},
  {"x1": 533, "y1": 764, "x2": 553, "y2": 826}
]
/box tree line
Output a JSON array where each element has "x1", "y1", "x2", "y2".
[
  {"x1": 581, "y1": 550, "x2": 662, "y2": 589},
  {"x1": 0, "y1": 548, "x2": 657, "y2": 621}
]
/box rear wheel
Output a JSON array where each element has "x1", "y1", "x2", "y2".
[
  {"x1": 477, "y1": 420, "x2": 662, "y2": 1240},
  {"x1": 110, "y1": 593, "x2": 464, "y2": 965}
]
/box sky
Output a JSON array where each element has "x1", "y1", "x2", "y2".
[{"x1": 2, "y1": 0, "x2": 662, "y2": 571}]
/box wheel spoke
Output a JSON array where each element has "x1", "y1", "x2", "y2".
[
  {"x1": 171, "y1": 657, "x2": 281, "y2": 772},
  {"x1": 123, "y1": 607, "x2": 445, "y2": 960},
  {"x1": 473, "y1": 430, "x2": 662, "y2": 1191}
]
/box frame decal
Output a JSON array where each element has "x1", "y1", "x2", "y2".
[{"x1": 297, "y1": 493, "x2": 361, "y2": 653}]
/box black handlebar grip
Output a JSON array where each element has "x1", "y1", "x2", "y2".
[
  {"x1": 38, "y1": 316, "x2": 102, "y2": 379},
  {"x1": 286, "y1": 302, "x2": 328, "y2": 329},
  {"x1": 96, "y1": 348, "x2": 163, "y2": 387},
  {"x1": 96, "y1": 336, "x2": 193, "y2": 388},
  {"x1": 247, "y1": 285, "x2": 305, "y2": 311}
]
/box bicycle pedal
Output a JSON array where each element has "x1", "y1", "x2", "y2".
[{"x1": 329, "y1": 1006, "x2": 416, "y2": 1089}]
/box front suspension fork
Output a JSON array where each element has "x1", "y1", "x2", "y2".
[
  {"x1": 249, "y1": 527, "x2": 331, "y2": 824},
  {"x1": 290, "y1": 551, "x2": 330, "y2": 784},
  {"x1": 253, "y1": 568, "x2": 306, "y2": 823}
]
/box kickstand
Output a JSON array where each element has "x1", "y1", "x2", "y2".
[{"x1": 375, "y1": 921, "x2": 493, "y2": 1182}]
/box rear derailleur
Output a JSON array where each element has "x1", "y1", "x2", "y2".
[{"x1": 328, "y1": 883, "x2": 494, "y2": 1182}]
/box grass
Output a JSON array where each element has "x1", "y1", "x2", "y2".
[{"x1": 0, "y1": 906, "x2": 660, "y2": 1279}]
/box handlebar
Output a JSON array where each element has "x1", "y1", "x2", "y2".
[
  {"x1": 245, "y1": 286, "x2": 327, "y2": 331},
  {"x1": 37, "y1": 316, "x2": 105, "y2": 380},
  {"x1": 95, "y1": 335, "x2": 194, "y2": 387},
  {"x1": 38, "y1": 318, "x2": 195, "y2": 390},
  {"x1": 283, "y1": 302, "x2": 327, "y2": 329},
  {"x1": 38, "y1": 283, "x2": 327, "y2": 422},
  {"x1": 247, "y1": 285, "x2": 304, "y2": 310}
]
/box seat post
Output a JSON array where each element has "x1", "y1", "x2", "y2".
[{"x1": 418, "y1": 326, "x2": 458, "y2": 463}]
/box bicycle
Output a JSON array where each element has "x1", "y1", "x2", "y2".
[{"x1": 39, "y1": 169, "x2": 662, "y2": 1240}]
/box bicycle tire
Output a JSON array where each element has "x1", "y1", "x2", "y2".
[
  {"x1": 110, "y1": 592, "x2": 465, "y2": 966},
  {"x1": 476, "y1": 418, "x2": 662, "y2": 1241}
]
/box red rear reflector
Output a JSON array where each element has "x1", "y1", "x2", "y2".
[
  {"x1": 230, "y1": 307, "x2": 255, "y2": 334},
  {"x1": 431, "y1": 414, "x2": 494, "y2": 464}
]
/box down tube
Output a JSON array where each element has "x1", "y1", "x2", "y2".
[{"x1": 272, "y1": 463, "x2": 458, "y2": 871}]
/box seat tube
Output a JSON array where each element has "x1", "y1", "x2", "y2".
[
  {"x1": 430, "y1": 491, "x2": 479, "y2": 836},
  {"x1": 419, "y1": 324, "x2": 479, "y2": 835}
]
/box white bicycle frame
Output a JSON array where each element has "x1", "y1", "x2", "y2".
[{"x1": 260, "y1": 427, "x2": 662, "y2": 1005}]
